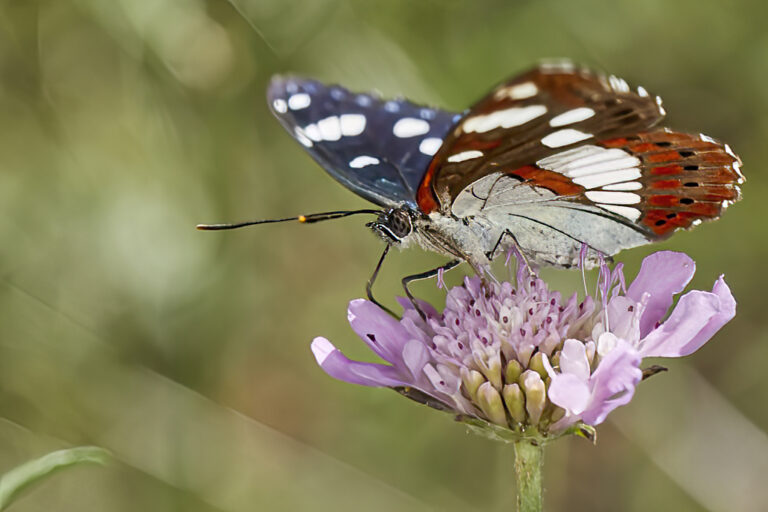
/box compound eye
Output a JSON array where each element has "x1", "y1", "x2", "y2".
[{"x1": 389, "y1": 210, "x2": 412, "y2": 238}]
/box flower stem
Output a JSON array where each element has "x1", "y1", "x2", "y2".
[{"x1": 513, "y1": 440, "x2": 543, "y2": 512}]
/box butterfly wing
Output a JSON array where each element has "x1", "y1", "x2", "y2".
[
  {"x1": 418, "y1": 62, "x2": 743, "y2": 266},
  {"x1": 268, "y1": 76, "x2": 461, "y2": 208}
]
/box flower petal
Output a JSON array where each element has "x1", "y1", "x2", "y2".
[
  {"x1": 548, "y1": 373, "x2": 591, "y2": 415},
  {"x1": 640, "y1": 277, "x2": 735, "y2": 358},
  {"x1": 402, "y1": 339, "x2": 430, "y2": 379},
  {"x1": 559, "y1": 339, "x2": 591, "y2": 381},
  {"x1": 581, "y1": 342, "x2": 642, "y2": 425},
  {"x1": 638, "y1": 289, "x2": 719, "y2": 358},
  {"x1": 395, "y1": 296, "x2": 440, "y2": 320},
  {"x1": 607, "y1": 295, "x2": 640, "y2": 343},
  {"x1": 311, "y1": 337, "x2": 407, "y2": 387},
  {"x1": 348, "y1": 299, "x2": 412, "y2": 362},
  {"x1": 627, "y1": 251, "x2": 695, "y2": 337},
  {"x1": 678, "y1": 276, "x2": 736, "y2": 354}
]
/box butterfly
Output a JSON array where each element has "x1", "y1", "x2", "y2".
[{"x1": 199, "y1": 61, "x2": 743, "y2": 314}]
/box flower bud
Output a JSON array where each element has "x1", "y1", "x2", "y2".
[
  {"x1": 529, "y1": 352, "x2": 547, "y2": 379},
  {"x1": 502, "y1": 383, "x2": 526, "y2": 424},
  {"x1": 485, "y1": 354, "x2": 503, "y2": 390},
  {"x1": 520, "y1": 370, "x2": 546, "y2": 425},
  {"x1": 505, "y1": 359, "x2": 523, "y2": 384},
  {"x1": 461, "y1": 368, "x2": 485, "y2": 401},
  {"x1": 477, "y1": 381, "x2": 508, "y2": 426}
]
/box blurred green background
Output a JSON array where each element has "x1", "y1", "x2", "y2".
[{"x1": 1, "y1": 0, "x2": 766, "y2": 510}]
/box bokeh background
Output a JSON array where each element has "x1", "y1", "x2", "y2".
[{"x1": 1, "y1": 0, "x2": 766, "y2": 510}]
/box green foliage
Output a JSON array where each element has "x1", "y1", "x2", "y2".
[{"x1": 0, "y1": 447, "x2": 110, "y2": 510}]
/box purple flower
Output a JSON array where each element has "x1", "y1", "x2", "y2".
[{"x1": 311, "y1": 251, "x2": 735, "y2": 439}]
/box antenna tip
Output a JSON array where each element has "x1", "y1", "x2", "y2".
[
  {"x1": 298, "y1": 215, "x2": 307, "y2": 223},
  {"x1": 196, "y1": 224, "x2": 213, "y2": 230}
]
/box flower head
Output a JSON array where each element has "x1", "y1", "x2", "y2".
[{"x1": 311, "y1": 251, "x2": 735, "y2": 442}]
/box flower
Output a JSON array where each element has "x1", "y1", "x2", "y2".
[{"x1": 311, "y1": 251, "x2": 735, "y2": 441}]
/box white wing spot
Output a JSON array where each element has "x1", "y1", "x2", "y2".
[
  {"x1": 447, "y1": 150, "x2": 483, "y2": 163},
  {"x1": 537, "y1": 146, "x2": 640, "y2": 177},
  {"x1": 494, "y1": 81, "x2": 538, "y2": 100},
  {"x1": 349, "y1": 155, "x2": 380, "y2": 168},
  {"x1": 303, "y1": 124, "x2": 322, "y2": 142},
  {"x1": 540, "y1": 60, "x2": 575, "y2": 73},
  {"x1": 541, "y1": 129, "x2": 592, "y2": 148},
  {"x1": 272, "y1": 99, "x2": 287, "y2": 113},
  {"x1": 602, "y1": 181, "x2": 642, "y2": 191},
  {"x1": 637, "y1": 86, "x2": 649, "y2": 97},
  {"x1": 340, "y1": 114, "x2": 366, "y2": 136},
  {"x1": 462, "y1": 105, "x2": 547, "y2": 133},
  {"x1": 609, "y1": 75, "x2": 630, "y2": 92},
  {"x1": 599, "y1": 204, "x2": 641, "y2": 221},
  {"x1": 293, "y1": 127, "x2": 313, "y2": 147},
  {"x1": 384, "y1": 101, "x2": 400, "y2": 113},
  {"x1": 572, "y1": 168, "x2": 642, "y2": 189},
  {"x1": 393, "y1": 118, "x2": 430, "y2": 138},
  {"x1": 287, "y1": 93, "x2": 311, "y2": 110},
  {"x1": 585, "y1": 191, "x2": 642, "y2": 205},
  {"x1": 549, "y1": 107, "x2": 596, "y2": 127},
  {"x1": 419, "y1": 137, "x2": 443, "y2": 156},
  {"x1": 317, "y1": 116, "x2": 341, "y2": 141}
]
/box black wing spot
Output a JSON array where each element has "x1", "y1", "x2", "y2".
[
  {"x1": 684, "y1": 165, "x2": 699, "y2": 170},
  {"x1": 655, "y1": 219, "x2": 666, "y2": 226},
  {"x1": 679, "y1": 150, "x2": 695, "y2": 157},
  {"x1": 684, "y1": 182, "x2": 699, "y2": 187},
  {"x1": 666, "y1": 213, "x2": 677, "y2": 219},
  {"x1": 680, "y1": 197, "x2": 694, "y2": 205},
  {"x1": 655, "y1": 141, "x2": 672, "y2": 147}
]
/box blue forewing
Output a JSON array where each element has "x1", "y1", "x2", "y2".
[{"x1": 267, "y1": 76, "x2": 461, "y2": 208}]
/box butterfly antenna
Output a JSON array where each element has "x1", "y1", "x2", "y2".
[{"x1": 196, "y1": 209, "x2": 381, "y2": 230}]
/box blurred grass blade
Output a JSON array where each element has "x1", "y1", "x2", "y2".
[{"x1": 0, "y1": 446, "x2": 110, "y2": 510}]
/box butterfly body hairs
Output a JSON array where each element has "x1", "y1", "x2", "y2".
[{"x1": 200, "y1": 61, "x2": 743, "y2": 313}]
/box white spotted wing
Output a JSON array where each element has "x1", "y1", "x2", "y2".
[{"x1": 268, "y1": 76, "x2": 461, "y2": 208}]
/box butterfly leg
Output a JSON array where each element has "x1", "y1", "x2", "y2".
[
  {"x1": 402, "y1": 260, "x2": 461, "y2": 320},
  {"x1": 486, "y1": 229, "x2": 536, "y2": 277},
  {"x1": 366, "y1": 245, "x2": 399, "y2": 317}
]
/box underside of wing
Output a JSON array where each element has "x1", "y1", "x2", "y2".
[
  {"x1": 450, "y1": 129, "x2": 743, "y2": 267},
  {"x1": 268, "y1": 77, "x2": 461, "y2": 208}
]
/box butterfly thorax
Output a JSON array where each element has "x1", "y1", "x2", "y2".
[{"x1": 412, "y1": 212, "x2": 503, "y2": 271}]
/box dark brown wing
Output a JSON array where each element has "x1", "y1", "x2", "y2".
[{"x1": 417, "y1": 62, "x2": 666, "y2": 213}]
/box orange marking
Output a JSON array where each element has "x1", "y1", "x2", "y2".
[
  {"x1": 601, "y1": 137, "x2": 628, "y2": 148},
  {"x1": 651, "y1": 165, "x2": 682, "y2": 175},
  {"x1": 509, "y1": 165, "x2": 584, "y2": 196},
  {"x1": 417, "y1": 160, "x2": 440, "y2": 213},
  {"x1": 647, "y1": 195, "x2": 679, "y2": 207},
  {"x1": 647, "y1": 151, "x2": 681, "y2": 163},
  {"x1": 651, "y1": 179, "x2": 681, "y2": 189},
  {"x1": 628, "y1": 142, "x2": 657, "y2": 153}
]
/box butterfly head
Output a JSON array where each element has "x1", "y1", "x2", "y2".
[{"x1": 366, "y1": 207, "x2": 415, "y2": 244}]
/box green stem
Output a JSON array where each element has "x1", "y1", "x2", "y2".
[{"x1": 513, "y1": 440, "x2": 543, "y2": 512}]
